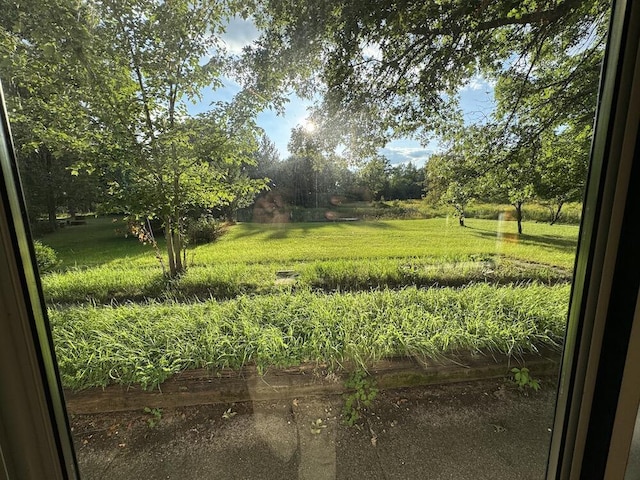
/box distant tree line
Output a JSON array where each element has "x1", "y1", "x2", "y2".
[
  {"x1": 424, "y1": 123, "x2": 590, "y2": 232},
  {"x1": 250, "y1": 134, "x2": 426, "y2": 210}
]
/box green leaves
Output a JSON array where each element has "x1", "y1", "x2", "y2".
[
  {"x1": 343, "y1": 370, "x2": 378, "y2": 426},
  {"x1": 511, "y1": 367, "x2": 541, "y2": 392},
  {"x1": 62, "y1": 0, "x2": 267, "y2": 275},
  {"x1": 41, "y1": 42, "x2": 57, "y2": 59},
  {"x1": 252, "y1": 0, "x2": 607, "y2": 145},
  {"x1": 143, "y1": 407, "x2": 163, "y2": 427}
]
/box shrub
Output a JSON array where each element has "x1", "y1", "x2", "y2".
[
  {"x1": 33, "y1": 241, "x2": 60, "y2": 272},
  {"x1": 31, "y1": 220, "x2": 57, "y2": 236},
  {"x1": 186, "y1": 216, "x2": 224, "y2": 245}
]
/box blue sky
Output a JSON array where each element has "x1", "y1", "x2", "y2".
[{"x1": 188, "y1": 17, "x2": 496, "y2": 167}]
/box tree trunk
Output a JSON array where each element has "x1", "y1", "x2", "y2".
[
  {"x1": 164, "y1": 215, "x2": 185, "y2": 277},
  {"x1": 457, "y1": 204, "x2": 466, "y2": 227},
  {"x1": 550, "y1": 202, "x2": 564, "y2": 225},
  {"x1": 43, "y1": 148, "x2": 57, "y2": 231},
  {"x1": 165, "y1": 216, "x2": 176, "y2": 277},
  {"x1": 167, "y1": 160, "x2": 185, "y2": 276},
  {"x1": 174, "y1": 216, "x2": 183, "y2": 273},
  {"x1": 46, "y1": 192, "x2": 57, "y2": 231},
  {"x1": 315, "y1": 170, "x2": 319, "y2": 209},
  {"x1": 223, "y1": 205, "x2": 236, "y2": 224},
  {"x1": 515, "y1": 203, "x2": 523, "y2": 234}
]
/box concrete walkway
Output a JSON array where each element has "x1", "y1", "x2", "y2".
[{"x1": 73, "y1": 378, "x2": 556, "y2": 479}]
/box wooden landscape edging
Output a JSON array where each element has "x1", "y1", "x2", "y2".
[{"x1": 64, "y1": 350, "x2": 561, "y2": 414}]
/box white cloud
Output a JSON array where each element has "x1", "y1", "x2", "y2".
[
  {"x1": 460, "y1": 74, "x2": 493, "y2": 92},
  {"x1": 463, "y1": 78, "x2": 483, "y2": 91},
  {"x1": 222, "y1": 16, "x2": 260, "y2": 54},
  {"x1": 361, "y1": 43, "x2": 382, "y2": 60},
  {"x1": 379, "y1": 145, "x2": 433, "y2": 168}
]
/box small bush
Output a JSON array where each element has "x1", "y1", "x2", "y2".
[
  {"x1": 187, "y1": 216, "x2": 224, "y2": 245},
  {"x1": 343, "y1": 370, "x2": 378, "y2": 425},
  {"x1": 33, "y1": 241, "x2": 60, "y2": 272},
  {"x1": 511, "y1": 367, "x2": 541, "y2": 392}
]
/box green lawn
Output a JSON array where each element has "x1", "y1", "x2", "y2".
[
  {"x1": 40, "y1": 216, "x2": 155, "y2": 268},
  {"x1": 43, "y1": 216, "x2": 579, "y2": 270},
  {"x1": 39, "y1": 216, "x2": 580, "y2": 390},
  {"x1": 40, "y1": 217, "x2": 579, "y2": 304},
  {"x1": 201, "y1": 218, "x2": 578, "y2": 267}
]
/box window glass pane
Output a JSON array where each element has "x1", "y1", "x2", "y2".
[{"x1": 0, "y1": 0, "x2": 611, "y2": 478}]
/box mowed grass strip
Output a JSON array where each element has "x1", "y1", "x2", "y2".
[
  {"x1": 49, "y1": 284, "x2": 570, "y2": 391},
  {"x1": 148, "y1": 217, "x2": 580, "y2": 267},
  {"x1": 42, "y1": 217, "x2": 579, "y2": 270}
]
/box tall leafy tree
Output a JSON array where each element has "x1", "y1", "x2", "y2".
[
  {"x1": 283, "y1": 127, "x2": 316, "y2": 208},
  {"x1": 424, "y1": 125, "x2": 488, "y2": 225},
  {"x1": 385, "y1": 163, "x2": 424, "y2": 200},
  {"x1": 82, "y1": 0, "x2": 264, "y2": 276},
  {"x1": 425, "y1": 152, "x2": 478, "y2": 226},
  {"x1": 0, "y1": 0, "x2": 97, "y2": 230},
  {"x1": 250, "y1": 134, "x2": 281, "y2": 181},
  {"x1": 483, "y1": 140, "x2": 541, "y2": 234},
  {"x1": 535, "y1": 124, "x2": 591, "y2": 224},
  {"x1": 356, "y1": 155, "x2": 390, "y2": 201},
  {"x1": 287, "y1": 125, "x2": 344, "y2": 209},
  {"x1": 249, "y1": 0, "x2": 609, "y2": 146},
  {"x1": 18, "y1": 151, "x2": 105, "y2": 228}
]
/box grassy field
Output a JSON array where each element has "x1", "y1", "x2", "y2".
[
  {"x1": 39, "y1": 216, "x2": 580, "y2": 390},
  {"x1": 41, "y1": 217, "x2": 577, "y2": 304},
  {"x1": 261, "y1": 199, "x2": 584, "y2": 224},
  {"x1": 44, "y1": 216, "x2": 579, "y2": 268}
]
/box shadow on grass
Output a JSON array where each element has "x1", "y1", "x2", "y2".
[
  {"x1": 231, "y1": 221, "x2": 322, "y2": 239},
  {"x1": 467, "y1": 228, "x2": 578, "y2": 253},
  {"x1": 266, "y1": 227, "x2": 292, "y2": 240},
  {"x1": 229, "y1": 219, "x2": 399, "y2": 243},
  {"x1": 227, "y1": 223, "x2": 270, "y2": 240},
  {"x1": 234, "y1": 220, "x2": 347, "y2": 241},
  {"x1": 351, "y1": 220, "x2": 392, "y2": 229},
  {"x1": 44, "y1": 220, "x2": 157, "y2": 269}
]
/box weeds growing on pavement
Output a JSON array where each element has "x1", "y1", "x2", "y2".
[{"x1": 343, "y1": 370, "x2": 379, "y2": 426}]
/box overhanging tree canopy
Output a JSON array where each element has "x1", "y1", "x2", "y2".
[
  {"x1": 248, "y1": 0, "x2": 609, "y2": 160},
  {"x1": 1, "y1": 0, "x2": 268, "y2": 277}
]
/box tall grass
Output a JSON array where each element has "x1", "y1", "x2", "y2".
[
  {"x1": 305, "y1": 200, "x2": 583, "y2": 224},
  {"x1": 50, "y1": 284, "x2": 570, "y2": 391},
  {"x1": 42, "y1": 256, "x2": 572, "y2": 304},
  {"x1": 40, "y1": 216, "x2": 578, "y2": 393}
]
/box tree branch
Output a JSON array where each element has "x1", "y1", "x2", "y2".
[{"x1": 409, "y1": 0, "x2": 584, "y2": 38}]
